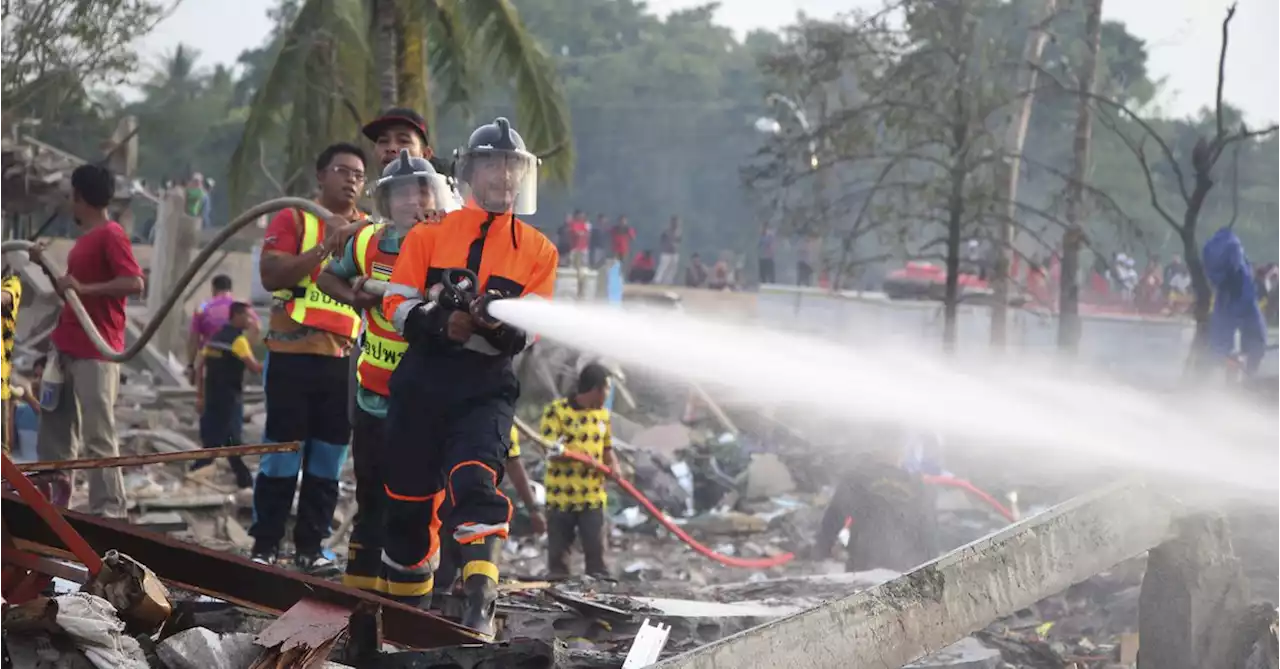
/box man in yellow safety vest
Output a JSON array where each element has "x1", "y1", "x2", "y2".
[{"x1": 253, "y1": 143, "x2": 368, "y2": 574}]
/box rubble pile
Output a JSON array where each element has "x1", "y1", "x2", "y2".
[{"x1": 5, "y1": 327, "x2": 1277, "y2": 668}]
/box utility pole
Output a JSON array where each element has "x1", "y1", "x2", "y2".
[
  {"x1": 989, "y1": 0, "x2": 1058, "y2": 349},
  {"x1": 1058, "y1": 0, "x2": 1104, "y2": 354},
  {"x1": 104, "y1": 116, "x2": 138, "y2": 238},
  {"x1": 148, "y1": 187, "x2": 201, "y2": 357}
]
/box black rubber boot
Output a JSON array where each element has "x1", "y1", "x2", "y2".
[
  {"x1": 431, "y1": 533, "x2": 462, "y2": 612},
  {"x1": 458, "y1": 536, "x2": 502, "y2": 640}
]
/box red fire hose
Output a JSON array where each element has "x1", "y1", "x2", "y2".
[
  {"x1": 515, "y1": 420, "x2": 1017, "y2": 569},
  {"x1": 922, "y1": 474, "x2": 1019, "y2": 522},
  {"x1": 555, "y1": 449, "x2": 796, "y2": 569}
]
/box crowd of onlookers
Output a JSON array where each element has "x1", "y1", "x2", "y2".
[
  {"x1": 554, "y1": 210, "x2": 745, "y2": 290},
  {"x1": 552, "y1": 213, "x2": 830, "y2": 293},
  {"x1": 1019, "y1": 251, "x2": 1193, "y2": 314}
]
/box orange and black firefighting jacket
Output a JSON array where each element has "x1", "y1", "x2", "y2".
[{"x1": 382, "y1": 208, "x2": 557, "y2": 398}]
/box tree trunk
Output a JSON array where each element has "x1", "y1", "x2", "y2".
[
  {"x1": 1182, "y1": 168, "x2": 1215, "y2": 375},
  {"x1": 989, "y1": 0, "x2": 1058, "y2": 349},
  {"x1": 1057, "y1": 0, "x2": 1103, "y2": 354},
  {"x1": 395, "y1": 0, "x2": 430, "y2": 126},
  {"x1": 374, "y1": 0, "x2": 398, "y2": 109},
  {"x1": 106, "y1": 115, "x2": 139, "y2": 238},
  {"x1": 1183, "y1": 228, "x2": 1214, "y2": 374},
  {"x1": 943, "y1": 160, "x2": 966, "y2": 353}
]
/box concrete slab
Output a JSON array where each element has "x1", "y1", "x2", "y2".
[
  {"x1": 653, "y1": 481, "x2": 1177, "y2": 669},
  {"x1": 630, "y1": 597, "x2": 806, "y2": 619}
]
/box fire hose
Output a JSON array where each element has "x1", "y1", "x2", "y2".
[
  {"x1": 512, "y1": 417, "x2": 1018, "y2": 569},
  {"x1": 1, "y1": 197, "x2": 337, "y2": 362},
  {"x1": 512, "y1": 416, "x2": 796, "y2": 569}
]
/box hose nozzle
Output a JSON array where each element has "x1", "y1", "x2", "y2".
[
  {"x1": 437, "y1": 268, "x2": 479, "y2": 311},
  {"x1": 471, "y1": 290, "x2": 505, "y2": 329}
]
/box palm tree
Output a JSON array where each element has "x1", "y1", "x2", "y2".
[
  {"x1": 142, "y1": 45, "x2": 202, "y2": 104},
  {"x1": 228, "y1": 0, "x2": 574, "y2": 209}
]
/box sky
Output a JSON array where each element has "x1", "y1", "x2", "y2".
[{"x1": 136, "y1": 0, "x2": 1278, "y2": 124}]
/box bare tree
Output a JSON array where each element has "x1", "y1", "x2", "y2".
[
  {"x1": 1056, "y1": 4, "x2": 1277, "y2": 369},
  {"x1": 743, "y1": 14, "x2": 913, "y2": 291},
  {"x1": 1056, "y1": 0, "x2": 1103, "y2": 355},
  {"x1": 747, "y1": 0, "x2": 1050, "y2": 351},
  {"x1": 1, "y1": 0, "x2": 172, "y2": 116}
]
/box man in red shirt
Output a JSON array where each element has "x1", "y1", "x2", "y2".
[
  {"x1": 32, "y1": 164, "x2": 144, "y2": 517},
  {"x1": 610, "y1": 215, "x2": 635, "y2": 264},
  {"x1": 567, "y1": 210, "x2": 590, "y2": 268}
]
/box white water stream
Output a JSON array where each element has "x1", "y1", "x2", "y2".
[{"x1": 491, "y1": 299, "x2": 1278, "y2": 505}]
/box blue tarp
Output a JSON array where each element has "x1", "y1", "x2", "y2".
[{"x1": 1202, "y1": 227, "x2": 1267, "y2": 373}]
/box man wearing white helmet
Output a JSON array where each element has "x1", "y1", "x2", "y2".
[
  {"x1": 381, "y1": 116, "x2": 558, "y2": 638},
  {"x1": 316, "y1": 149, "x2": 456, "y2": 593}
]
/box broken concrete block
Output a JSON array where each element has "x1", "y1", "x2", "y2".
[
  {"x1": 743, "y1": 453, "x2": 795, "y2": 500},
  {"x1": 904, "y1": 638, "x2": 1000, "y2": 669},
  {"x1": 682, "y1": 512, "x2": 768, "y2": 536},
  {"x1": 156, "y1": 627, "x2": 258, "y2": 669},
  {"x1": 1138, "y1": 514, "x2": 1260, "y2": 669},
  {"x1": 222, "y1": 516, "x2": 253, "y2": 550},
  {"x1": 138, "y1": 494, "x2": 231, "y2": 511},
  {"x1": 134, "y1": 512, "x2": 187, "y2": 533},
  {"x1": 631, "y1": 424, "x2": 692, "y2": 459}
]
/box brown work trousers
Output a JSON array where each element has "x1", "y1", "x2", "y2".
[
  {"x1": 547, "y1": 506, "x2": 608, "y2": 578},
  {"x1": 37, "y1": 355, "x2": 127, "y2": 517}
]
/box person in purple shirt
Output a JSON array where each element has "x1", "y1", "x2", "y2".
[{"x1": 186, "y1": 275, "x2": 259, "y2": 383}]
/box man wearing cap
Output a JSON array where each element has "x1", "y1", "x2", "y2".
[{"x1": 363, "y1": 107, "x2": 437, "y2": 173}]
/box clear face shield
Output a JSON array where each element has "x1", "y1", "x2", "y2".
[
  {"x1": 376, "y1": 173, "x2": 458, "y2": 230},
  {"x1": 457, "y1": 148, "x2": 539, "y2": 216}
]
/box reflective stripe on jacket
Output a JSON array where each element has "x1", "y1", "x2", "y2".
[
  {"x1": 272, "y1": 210, "x2": 361, "y2": 340},
  {"x1": 355, "y1": 223, "x2": 407, "y2": 396}
]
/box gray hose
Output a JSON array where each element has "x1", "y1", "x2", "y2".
[{"x1": 2, "y1": 197, "x2": 335, "y2": 363}]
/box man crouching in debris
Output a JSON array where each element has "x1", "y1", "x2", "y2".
[
  {"x1": 809, "y1": 426, "x2": 938, "y2": 573},
  {"x1": 539, "y1": 363, "x2": 621, "y2": 579}
]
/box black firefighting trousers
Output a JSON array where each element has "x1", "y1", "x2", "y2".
[
  {"x1": 381, "y1": 356, "x2": 516, "y2": 605},
  {"x1": 343, "y1": 405, "x2": 388, "y2": 592}
]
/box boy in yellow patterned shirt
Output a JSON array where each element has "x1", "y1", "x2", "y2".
[
  {"x1": 2, "y1": 275, "x2": 22, "y2": 453},
  {"x1": 539, "y1": 363, "x2": 620, "y2": 578}
]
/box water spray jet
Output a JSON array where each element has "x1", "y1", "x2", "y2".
[{"x1": 487, "y1": 299, "x2": 1279, "y2": 504}]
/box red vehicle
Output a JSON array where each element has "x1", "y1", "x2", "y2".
[{"x1": 882, "y1": 262, "x2": 993, "y2": 302}]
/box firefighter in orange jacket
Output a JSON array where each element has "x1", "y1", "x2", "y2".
[
  {"x1": 380, "y1": 117, "x2": 557, "y2": 637},
  {"x1": 316, "y1": 150, "x2": 455, "y2": 593}
]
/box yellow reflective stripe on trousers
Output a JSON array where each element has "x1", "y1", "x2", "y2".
[
  {"x1": 462, "y1": 560, "x2": 499, "y2": 582},
  {"x1": 383, "y1": 575, "x2": 433, "y2": 597},
  {"x1": 341, "y1": 574, "x2": 384, "y2": 592}
]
